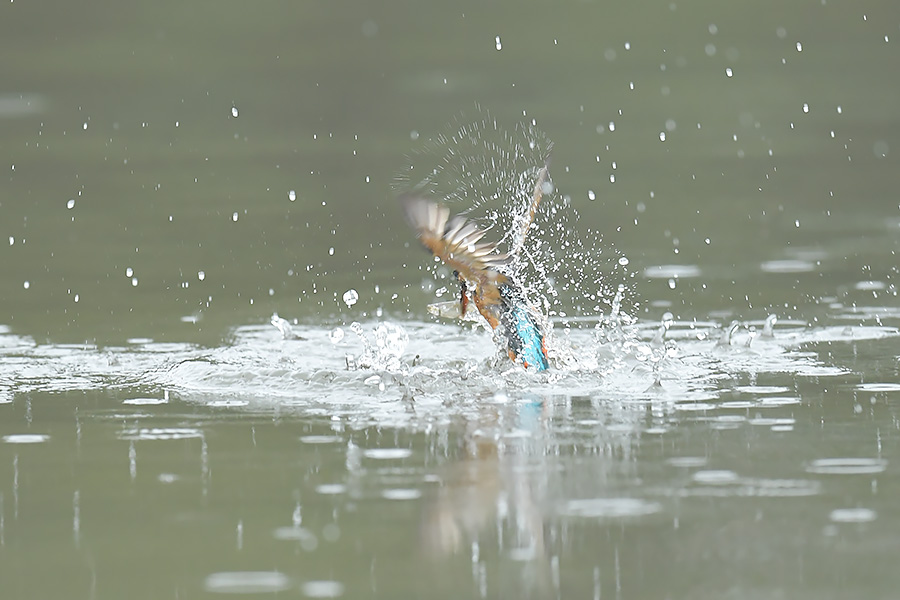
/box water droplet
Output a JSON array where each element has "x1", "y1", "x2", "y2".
[
  {"x1": 342, "y1": 289, "x2": 359, "y2": 307},
  {"x1": 587, "y1": 190, "x2": 596, "y2": 201},
  {"x1": 495, "y1": 35, "x2": 502, "y2": 50},
  {"x1": 126, "y1": 267, "x2": 134, "y2": 277},
  {"x1": 668, "y1": 278, "x2": 676, "y2": 289},
  {"x1": 725, "y1": 67, "x2": 733, "y2": 77},
  {"x1": 659, "y1": 131, "x2": 666, "y2": 142},
  {"x1": 705, "y1": 43, "x2": 716, "y2": 56},
  {"x1": 66, "y1": 199, "x2": 75, "y2": 209},
  {"x1": 802, "y1": 103, "x2": 809, "y2": 113},
  {"x1": 232, "y1": 212, "x2": 239, "y2": 222},
  {"x1": 330, "y1": 328, "x2": 344, "y2": 343},
  {"x1": 618, "y1": 256, "x2": 629, "y2": 266},
  {"x1": 82, "y1": 122, "x2": 88, "y2": 130},
  {"x1": 795, "y1": 41, "x2": 802, "y2": 52},
  {"x1": 328, "y1": 247, "x2": 334, "y2": 256},
  {"x1": 132, "y1": 277, "x2": 139, "y2": 287},
  {"x1": 288, "y1": 190, "x2": 296, "y2": 201},
  {"x1": 409, "y1": 130, "x2": 419, "y2": 140},
  {"x1": 23, "y1": 281, "x2": 30, "y2": 289},
  {"x1": 609, "y1": 174, "x2": 616, "y2": 183},
  {"x1": 8, "y1": 236, "x2": 14, "y2": 246},
  {"x1": 231, "y1": 106, "x2": 239, "y2": 117},
  {"x1": 198, "y1": 271, "x2": 206, "y2": 281},
  {"x1": 74, "y1": 294, "x2": 79, "y2": 303},
  {"x1": 608, "y1": 121, "x2": 616, "y2": 132}
]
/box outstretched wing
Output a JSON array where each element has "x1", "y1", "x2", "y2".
[
  {"x1": 508, "y1": 155, "x2": 551, "y2": 259},
  {"x1": 399, "y1": 194, "x2": 508, "y2": 305}
]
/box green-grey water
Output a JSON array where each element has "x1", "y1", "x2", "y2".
[{"x1": 3, "y1": 0, "x2": 900, "y2": 598}]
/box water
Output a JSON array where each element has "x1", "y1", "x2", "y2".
[{"x1": 4, "y1": 0, "x2": 900, "y2": 597}]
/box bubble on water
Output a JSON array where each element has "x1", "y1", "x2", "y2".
[
  {"x1": 231, "y1": 106, "x2": 239, "y2": 117},
  {"x1": 66, "y1": 199, "x2": 75, "y2": 209},
  {"x1": 330, "y1": 328, "x2": 344, "y2": 343},
  {"x1": 289, "y1": 190, "x2": 296, "y2": 201},
  {"x1": 342, "y1": 289, "x2": 359, "y2": 307}
]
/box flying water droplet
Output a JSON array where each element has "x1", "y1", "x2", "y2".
[
  {"x1": 67, "y1": 199, "x2": 75, "y2": 209},
  {"x1": 342, "y1": 289, "x2": 359, "y2": 307},
  {"x1": 288, "y1": 190, "x2": 296, "y2": 201}
]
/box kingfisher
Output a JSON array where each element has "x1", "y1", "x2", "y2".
[{"x1": 399, "y1": 161, "x2": 551, "y2": 371}]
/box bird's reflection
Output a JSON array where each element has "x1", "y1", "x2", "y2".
[{"x1": 419, "y1": 396, "x2": 553, "y2": 595}]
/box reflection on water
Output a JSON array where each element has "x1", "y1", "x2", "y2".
[{"x1": 2, "y1": 308, "x2": 900, "y2": 596}]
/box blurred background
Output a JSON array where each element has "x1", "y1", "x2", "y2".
[
  {"x1": 3, "y1": 2, "x2": 900, "y2": 599},
  {"x1": 3, "y1": 0, "x2": 899, "y2": 344}
]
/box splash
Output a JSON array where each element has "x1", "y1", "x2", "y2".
[{"x1": 396, "y1": 108, "x2": 634, "y2": 369}]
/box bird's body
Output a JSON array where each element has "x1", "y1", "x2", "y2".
[{"x1": 400, "y1": 161, "x2": 551, "y2": 371}]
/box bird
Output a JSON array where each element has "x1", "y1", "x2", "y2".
[{"x1": 399, "y1": 161, "x2": 551, "y2": 371}]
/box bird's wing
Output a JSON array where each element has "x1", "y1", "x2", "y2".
[{"x1": 399, "y1": 195, "x2": 508, "y2": 305}]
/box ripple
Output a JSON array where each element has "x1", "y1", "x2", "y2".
[
  {"x1": 692, "y1": 470, "x2": 740, "y2": 484},
  {"x1": 300, "y1": 435, "x2": 343, "y2": 444},
  {"x1": 680, "y1": 478, "x2": 821, "y2": 497},
  {"x1": 559, "y1": 497, "x2": 662, "y2": 519},
  {"x1": 734, "y1": 386, "x2": 791, "y2": 395},
  {"x1": 302, "y1": 580, "x2": 345, "y2": 598},
  {"x1": 381, "y1": 488, "x2": 421, "y2": 500},
  {"x1": 643, "y1": 264, "x2": 702, "y2": 279},
  {"x1": 667, "y1": 456, "x2": 708, "y2": 468},
  {"x1": 204, "y1": 571, "x2": 292, "y2": 594},
  {"x1": 806, "y1": 458, "x2": 887, "y2": 475},
  {"x1": 118, "y1": 427, "x2": 203, "y2": 441},
  {"x1": 857, "y1": 383, "x2": 900, "y2": 392},
  {"x1": 363, "y1": 448, "x2": 412, "y2": 460},
  {"x1": 829, "y1": 508, "x2": 877, "y2": 523},
  {"x1": 854, "y1": 280, "x2": 886, "y2": 291},
  {"x1": 3, "y1": 434, "x2": 50, "y2": 444},
  {"x1": 758, "y1": 396, "x2": 801, "y2": 407},
  {"x1": 206, "y1": 399, "x2": 250, "y2": 408},
  {"x1": 123, "y1": 397, "x2": 168, "y2": 405},
  {"x1": 760, "y1": 259, "x2": 817, "y2": 273}
]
